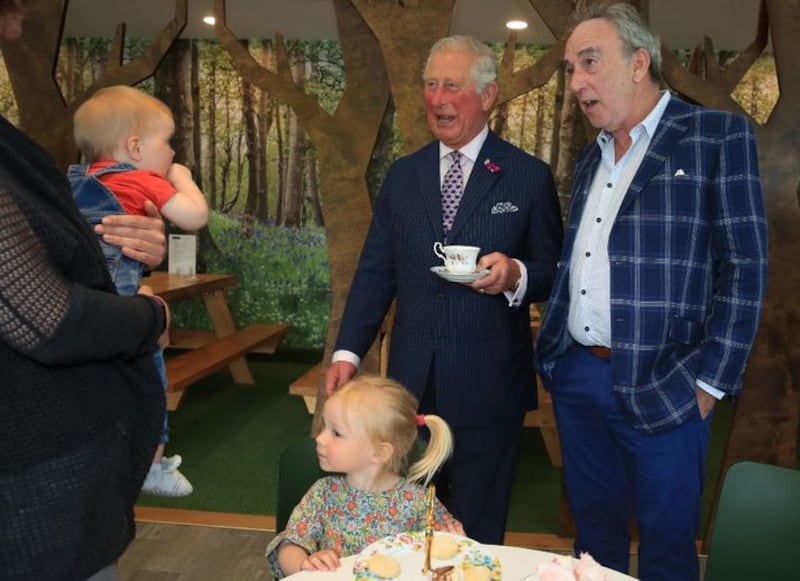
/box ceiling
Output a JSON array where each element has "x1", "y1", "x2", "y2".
[{"x1": 63, "y1": 0, "x2": 762, "y2": 51}]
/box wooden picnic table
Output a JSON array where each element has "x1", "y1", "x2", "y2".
[{"x1": 147, "y1": 271, "x2": 289, "y2": 410}]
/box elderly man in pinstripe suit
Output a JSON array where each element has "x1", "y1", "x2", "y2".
[
  {"x1": 535, "y1": 4, "x2": 768, "y2": 581},
  {"x1": 325, "y1": 35, "x2": 562, "y2": 544}
]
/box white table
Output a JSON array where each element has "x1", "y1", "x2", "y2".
[
  {"x1": 490, "y1": 545, "x2": 636, "y2": 580},
  {"x1": 285, "y1": 543, "x2": 638, "y2": 580}
]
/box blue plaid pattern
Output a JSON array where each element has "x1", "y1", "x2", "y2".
[{"x1": 536, "y1": 96, "x2": 768, "y2": 433}]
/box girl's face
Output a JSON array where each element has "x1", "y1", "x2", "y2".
[{"x1": 315, "y1": 397, "x2": 377, "y2": 476}]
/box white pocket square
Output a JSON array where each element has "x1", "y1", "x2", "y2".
[
  {"x1": 491, "y1": 202, "x2": 519, "y2": 215},
  {"x1": 674, "y1": 169, "x2": 687, "y2": 176}
]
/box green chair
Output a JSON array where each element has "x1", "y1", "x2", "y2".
[
  {"x1": 703, "y1": 460, "x2": 800, "y2": 581},
  {"x1": 275, "y1": 438, "x2": 324, "y2": 533},
  {"x1": 275, "y1": 436, "x2": 429, "y2": 533}
]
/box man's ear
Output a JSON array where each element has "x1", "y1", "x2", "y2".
[
  {"x1": 632, "y1": 48, "x2": 651, "y2": 83},
  {"x1": 127, "y1": 136, "x2": 142, "y2": 161},
  {"x1": 371, "y1": 441, "x2": 395, "y2": 465},
  {"x1": 480, "y1": 82, "x2": 498, "y2": 112}
]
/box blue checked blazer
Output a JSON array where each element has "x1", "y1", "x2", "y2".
[
  {"x1": 335, "y1": 131, "x2": 562, "y2": 426},
  {"x1": 536, "y1": 96, "x2": 768, "y2": 433}
]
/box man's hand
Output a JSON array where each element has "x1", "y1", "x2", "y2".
[
  {"x1": 696, "y1": 388, "x2": 717, "y2": 419},
  {"x1": 470, "y1": 252, "x2": 520, "y2": 295},
  {"x1": 138, "y1": 284, "x2": 171, "y2": 348},
  {"x1": 95, "y1": 201, "x2": 166, "y2": 269},
  {"x1": 325, "y1": 361, "x2": 357, "y2": 395}
]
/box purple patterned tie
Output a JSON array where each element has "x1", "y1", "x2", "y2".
[{"x1": 441, "y1": 150, "x2": 463, "y2": 237}]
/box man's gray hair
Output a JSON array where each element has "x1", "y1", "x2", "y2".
[
  {"x1": 574, "y1": 3, "x2": 662, "y2": 82},
  {"x1": 425, "y1": 35, "x2": 498, "y2": 94}
]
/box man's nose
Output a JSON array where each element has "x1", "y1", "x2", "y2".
[
  {"x1": 567, "y1": 71, "x2": 583, "y2": 95},
  {"x1": 429, "y1": 85, "x2": 447, "y2": 106}
]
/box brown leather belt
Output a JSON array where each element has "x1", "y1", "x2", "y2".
[{"x1": 585, "y1": 345, "x2": 612, "y2": 359}]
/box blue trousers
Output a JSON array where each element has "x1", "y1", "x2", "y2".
[{"x1": 550, "y1": 345, "x2": 711, "y2": 581}]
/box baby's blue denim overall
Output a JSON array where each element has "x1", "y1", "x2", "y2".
[{"x1": 68, "y1": 162, "x2": 169, "y2": 444}]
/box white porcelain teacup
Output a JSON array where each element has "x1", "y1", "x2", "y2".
[{"x1": 433, "y1": 242, "x2": 480, "y2": 274}]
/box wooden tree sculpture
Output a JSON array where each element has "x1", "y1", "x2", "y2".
[
  {"x1": 660, "y1": 0, "x2": 800, "y2": 549},
  {"x1": 0, "y1": 0, "x2": 187, "y2": 169},
  {"x1": 495, "y1": 0, "x2": 572, "y2": 105},
  {"x1": 213, "y1": 0, "x2": 391, "y2": 407},
  {"x1": 350, "y1": 0, "x2": 456, "y2": 153},
  {"x1": 352, "y1": 0, "x2": 566, "y2": 152}
]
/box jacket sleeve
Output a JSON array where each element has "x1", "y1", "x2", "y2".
[
  {"x1": 0, "y1": 186, "x2": 165, "y2": 365},
  {"x1": 696, "y1": 114, "x2": 768, "y2": 394}
]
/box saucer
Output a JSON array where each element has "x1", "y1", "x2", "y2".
[{"x1": 431, "y1": 266, "x2": 490, "y2": 283}]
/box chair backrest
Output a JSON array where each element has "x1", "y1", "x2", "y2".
[
  {"x1": 275, "y1": 438, "x2": 324, "y2": 533},
  {"x1": 703, "y1": 460, "x2": 800, "y2": 581}
]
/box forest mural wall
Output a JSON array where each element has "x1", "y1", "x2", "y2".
[
  {"x1": 0, "y1": 0, "x2": 796, "y2": 546},
  {"x1": 0, "y1": 5, "x2": 778, "y2": 349}
]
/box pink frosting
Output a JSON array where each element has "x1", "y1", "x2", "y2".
[{"x1": 534, "y1": 553, "x2": 607, "y2": 581}]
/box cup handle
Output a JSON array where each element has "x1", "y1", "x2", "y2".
[{"x1": 433, "y1": 242, "x2": 446, "y2": 261}]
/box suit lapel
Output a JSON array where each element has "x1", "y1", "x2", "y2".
[
  {"x1": 618, "y1": 97, "x2": 690, "y2": 215},
  {"x1": 418, "y1": 143, "x2": 445, "y2": 240},
  {"x1": 447, "y1": 132, "x2": 504, "y2": 241}
]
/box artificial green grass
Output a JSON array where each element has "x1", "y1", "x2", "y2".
[
  {"x1": 137, "y1": 354, "x2": 733, "y2": 536},
  {"x1": 136, "y1": 358, "x2": 314, "y2": 515}
]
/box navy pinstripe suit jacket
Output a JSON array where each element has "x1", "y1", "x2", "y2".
[
  {"x1": 536, "y1": 96, "x2": 768, "y2": 433},
  {"x1": 336, "y1": 131, "x2": 562, "y2": 426}
]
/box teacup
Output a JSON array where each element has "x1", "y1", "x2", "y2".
[{"x1": 433, "y1": 242, "x2": 480, "y2": 274}]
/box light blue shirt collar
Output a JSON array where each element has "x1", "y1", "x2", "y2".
[{"x1": 595, "y1": 90, "x2": 672, "y2": 151}]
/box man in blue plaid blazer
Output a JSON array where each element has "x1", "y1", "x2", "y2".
[{"x1": 535, "y1": 5, "x2": 768, "y2": 581}]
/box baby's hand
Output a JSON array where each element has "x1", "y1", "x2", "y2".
[
  {"x1": 301, "y1": 548, "x2": 341, "y2": 572},
  {"x1": 165, "y1": 163, "x2": 193, "y2": 186}
]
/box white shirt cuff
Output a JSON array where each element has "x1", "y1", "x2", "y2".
[
  {"x1": 696, "y1": 378, "x2": 726, "y2": 400},
  {"x1": 332, "y1": 349, "x2": 361, "y2": 368},
  {"x1": 502, "y1": 259, "x2": 527, "y2": 308}
]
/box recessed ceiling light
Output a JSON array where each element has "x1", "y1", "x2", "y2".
[
  {"x1": 203, "y1": 15, "x2": 216, "y2": 26},
  {"x1": 506, "y1": 20, "x2": 528, "y2": 31}
]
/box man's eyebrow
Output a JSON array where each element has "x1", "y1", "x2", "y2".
[{"x1": 576, "y1": 46, "x2": 601, "y2": 58}]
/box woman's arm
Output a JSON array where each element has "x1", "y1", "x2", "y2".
[{"x1": 0, "y1": 188, "x2": 165, "y2": 364}]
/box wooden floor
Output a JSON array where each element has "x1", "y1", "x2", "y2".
[{"x1": 119, "y1": 522, "x2": 274, "y2": 580}]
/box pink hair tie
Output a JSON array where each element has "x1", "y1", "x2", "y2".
[{"x1": 416, "y1": 414, "x2": 426, "y2": 427}]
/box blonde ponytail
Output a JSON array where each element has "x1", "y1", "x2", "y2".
[{"x1": 406, "y1": 414, "x2": 453, "y2": 485}]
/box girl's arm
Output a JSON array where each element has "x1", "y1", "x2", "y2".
[
  {"x1": 277, "y1": 542, "x2": 340, "y2": 575},
  {"x1": 434, "y1": 498, "x2": 465, "y2": 536}
]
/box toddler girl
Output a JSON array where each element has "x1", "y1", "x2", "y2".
[{"x1": 266, "y1": 374, "x2": 463, "y2": 577}]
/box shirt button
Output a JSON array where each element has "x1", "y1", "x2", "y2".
[
  {"x1": 581, "y1": 289, "x2": 587, "y2": 295},
  {"x1": 585, "y1": 251, "x2": 591, "y2": 257},
  {"x1": 584, "y1": 326, "x2": 590, "y2": 332},
  {"x1": 606, "y1": 183, "x2": 612, "y2": 188},
  {"x1": 596, "y1": 217, "x2": 602, "y2": 223}
]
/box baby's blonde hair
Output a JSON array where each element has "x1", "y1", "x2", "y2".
[
  {"x1": 73, "y1": 85, "x2": 173, "y2": 161},
  {"x1": 326, "y1": 374, "x2": 453, "y2": 486}
]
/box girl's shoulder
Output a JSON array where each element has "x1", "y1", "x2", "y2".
[{"x1": 308, "y1": 474, "x2": 348, "y2": 496}]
